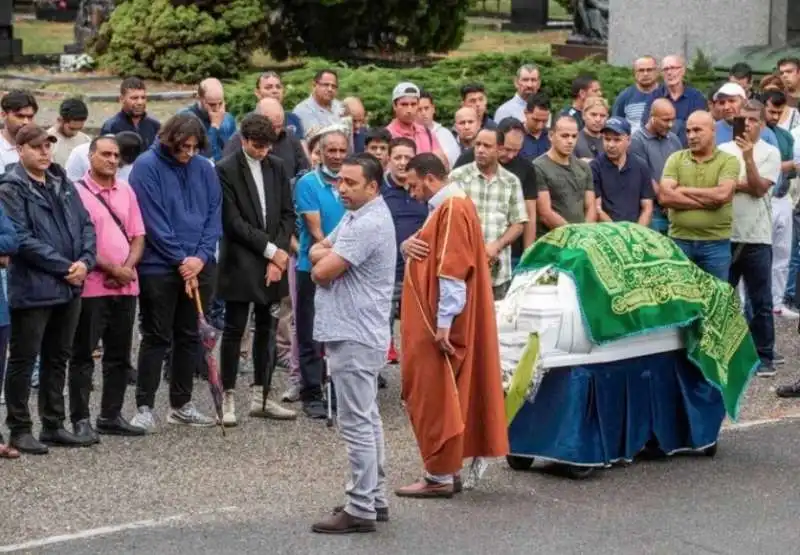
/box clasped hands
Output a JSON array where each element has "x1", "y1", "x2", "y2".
[{"x1": 266, "y1": 248, "x2": 290, "y2": 286}]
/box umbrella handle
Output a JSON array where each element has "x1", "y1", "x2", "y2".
[{"x1": 192, "y1": 285, "x2": 204, "y2": 316}]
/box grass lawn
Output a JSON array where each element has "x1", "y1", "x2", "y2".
[{"x1": 13, "y1": 18, "x2": 73, "y2": 55}]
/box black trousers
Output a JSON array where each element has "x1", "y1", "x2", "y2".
[
  {"x1": 295, "y1": 270, "x2": 324, "y2": 401},
  {"x1": 220, "y1": 301, "x2": 278, "y2": 392},
  {"x1": 5, "y1": 299, "x2": 82, "y2": 435},
  {"x1": 136, "y1": 266, "x2": 212, "y2": 410},
  {"x1": 69, "y1": 295, "x2": 136, "y2": 423}
]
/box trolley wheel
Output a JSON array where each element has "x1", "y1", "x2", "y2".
[
  {"x1": 702, "y1": 443, "x2": 718, "y2": 458},
  {"x1": 553, "y1": 463, "x2": 596, "y2": 480},
  {"x1": 506, "y1": 455, "x2": 535, "y2": 471}
]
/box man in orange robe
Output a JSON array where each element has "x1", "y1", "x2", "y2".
[{"x1": 395, "y1": 153, "x2": 508, "y2": 499}]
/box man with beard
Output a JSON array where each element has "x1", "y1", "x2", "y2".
[
  {"x1": 294, "y1": 129, "x2": 347, "y2": 419},
  {"x1": 590, "y1": 117, "x2": 654, "y2": 224},
  {"x1": 495, "y1": 64, "x2": 544, "y2": 124},
  {"x1": 99, "y1": 77, "x2": 161, "y2": 149},
  {"x1": 292, "y1": 69, "x2": 344, "y2": 134},
  {"x1": 395, "y1": 153, "x2": 508, "y2": 498},
  {"x1": 449, "y1": 129, "x2": 526, "y2": 300}
]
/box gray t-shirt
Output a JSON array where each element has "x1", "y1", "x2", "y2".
[
  {"x1": 313, "y1": 196, "x2": 397, "y2": 351},
  {"x1": 533, "y1": 155, "x2": 593, "y2": 236},
  {"x1": 574, "y1": 130, "x2": 604, "y2": 160}
]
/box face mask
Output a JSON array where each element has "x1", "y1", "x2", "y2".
[{"x1": 320, "y1": 164, "x2": 339, "y2": 180}]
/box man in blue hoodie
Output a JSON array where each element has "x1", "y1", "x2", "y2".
[
  {"x1": 128, "y1": 114, "x2": 223, "y2": 432},
  {"x1": 0, "y1": 125, "x2": 96, "y2": 455},
  {"x1": 182, "y1": 78, "x2": 237, "y2": 163}
]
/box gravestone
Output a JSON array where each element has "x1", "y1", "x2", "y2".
[
  {"x1": 64, "y1": 0, "x2": 115, "y2": 54},
  {"x1": 503, "y1": 0, "x2": 549, "y2": 32},
  {"x1": 608, "y1": 0, "x2": 775, "y2": 66},
  {"x1": 0, "y1": 0, "x2": 22, "y2": 64},
  {"x1": 551, "y1": 0, "x2": 608, "y2": 62}
]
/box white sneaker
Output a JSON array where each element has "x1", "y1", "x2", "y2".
[
  {"x1": 167, "y1": 402, "x2": 215, "y2": 427},
  {"x1": 774, "y1": 305, "x2": 800, "y2": 320},
  {"x1": 250, "y1": 386, "x2": 298, "y2": 420},
  {"x1": 281, "y1": 383, "x2": 301, "y2": 403},
  {"x1": 222, "y1": 390, "x2": 237, "y2": 427},
  {"x1": 129, "y1": 406, "x2": 158, "y2": 434}
]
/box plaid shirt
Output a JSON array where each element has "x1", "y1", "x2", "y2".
[{"x1": 449, "y1": 162, "x2": 527, "y2": 286}]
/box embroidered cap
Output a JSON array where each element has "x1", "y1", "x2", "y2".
[
  {"x1": 392, "y1": 82, "x2": 421, "y2": 102},
  {"x1": 602, "y1": 117, "x2": 631, "y2": 136}
]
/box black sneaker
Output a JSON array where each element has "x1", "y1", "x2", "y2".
[
  {"x1": 756, "y1": 362, "x2": 776, "y2": 378},
  {"x1": 303, "y1": 400, "x2": 328, "y2": 420},
  {"x1": 378, "y1": 373, "x2": 388, "y2": 389},
  {"x1": 776, "y1": 380, "x2": 800, "y2": 398}
]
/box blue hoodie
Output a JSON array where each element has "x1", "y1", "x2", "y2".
[{"x1": 129, "y1": 142, "x2": 222, "y2": 275}]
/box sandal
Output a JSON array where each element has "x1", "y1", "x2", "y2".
[{"x1": 0, "y1": 444, "x2": 20, "y2": 459}]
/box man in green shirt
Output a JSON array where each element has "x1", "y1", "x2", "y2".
[{"x1": 658, "y1": 111, "x2": 740, "y2": 280}]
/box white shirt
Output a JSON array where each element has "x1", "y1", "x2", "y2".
[
  {"x1": 66, "y1": 142, "x2": 133, "y2": 183},
  {"x1": 243, "y1": 149, "x2": 277, "y2": 259},
  {"x1": 719, "y1": 139, "x2": 781, "y2": 245},
  {"x1": 431, "y1": 122, "x2": 460, "y2": 169},
  {"x1": 0, "y1": 134, "x2": 19, "y2": 173},
  {"x1": 47, "y1": 126, "x2": 90, "y2": 167}
]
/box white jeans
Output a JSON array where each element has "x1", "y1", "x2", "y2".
[{"x1": 772, "y1": 196, "x2": 793, "y2": 307}]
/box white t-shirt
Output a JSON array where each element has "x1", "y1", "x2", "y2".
[
  {"x1": 0, "y1": 134, "x2": 19, "y2": 173},
  {"x1": 719, "y1": 139, "x2": 781, "y2": 245},
  {"x1": 65, "y1": 141, "x2": 90, "y2": 182},
  {"x1": 47, "y1": 126, "x2": 90, "y2": 168}
]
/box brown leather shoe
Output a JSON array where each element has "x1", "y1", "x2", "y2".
[
  {"x1": 311, "y1": 510, "x2": 376, "y2": 534},
  {"x1": 333, "y1": 504, "x2": 389, "y2": 522},
  {"x1": 395, "y1": 478, "x2": 454, "y2": 499}
]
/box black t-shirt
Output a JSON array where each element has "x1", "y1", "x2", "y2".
[{"x1": 454, "y1": 148, "x2": 536, "y2": 259}]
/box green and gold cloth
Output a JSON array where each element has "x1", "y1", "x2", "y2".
[{"x1": 517, "y1": 222, "x2": 759, "y2": 420}]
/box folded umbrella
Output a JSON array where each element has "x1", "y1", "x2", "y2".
[{"x1": 190, "y1": 286, "x2": 225, "y2": 437}]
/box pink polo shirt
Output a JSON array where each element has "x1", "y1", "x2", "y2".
[
  {"x1": 385, "y1": 119, "x2": 441, "y2": 154},
  {"x1": 76, "y1": 172, "x2": 146, "y2": 297}
]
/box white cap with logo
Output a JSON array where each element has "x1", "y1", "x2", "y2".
[
  {"x1": 392, "y1": 82, "x2": 421, "y2": 102},
  {"x1": 713, "y1": 82, "x2": 747, "y2": 101}
]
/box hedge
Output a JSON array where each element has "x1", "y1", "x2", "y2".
[{"x1": 226, "y1": 51, "x2": 718, "y2": 127}]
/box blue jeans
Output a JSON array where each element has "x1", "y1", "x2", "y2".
[
  {"x1": 672, "y1": 238, "x2": 732, "y2": 282},
  {"x1": 729, "y1": 243, "x2": 774, "y2": 364},
  {"x1": 785, "y1": 209, "x2": 800, "y2": 305}
]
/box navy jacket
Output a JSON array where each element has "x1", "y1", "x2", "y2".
[
  {"x1": 129, "y1": 143, "x2": 222, "y2": 275},
  {"x1": 0, "y1": 202, "x2": 19, "y2": 326},
  {"x1": 99, "y1": 111, "x2": 161, "y2": 149},
  {"x1": 0, "y1": 163, "x2": 96, "y2": 309}
]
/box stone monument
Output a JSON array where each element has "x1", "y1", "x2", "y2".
[
  {"x1": 64, "y1": 0, "x2": 115, "y2": 54},
  {"x1": 552, "y1": 0, "x2": 609, "y2": 62},
  {"x1": 0, "y1": 0, "x2": 22, "y2": 64},
  {"x1": 608, "y1": 0, "x2": 793, "y2": 67},
  {"x1": 503, "y1": 0, "x2": 549, "y2": 32}
]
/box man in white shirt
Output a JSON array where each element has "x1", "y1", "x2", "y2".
[
  {"x1": 292, "y1": 69, "x2": 343, "y2": 137},
  {"x1": 66, "y1": 131, "x2": 143, "y2": 183},
  {"x1": 494, "y1": 64, "x2": 543, "y2": 124},
  {"x1": 0, "y1": 90, "x2": 38, "y2": 172},
  {"x1": 416, "y1": 90, "x2": 460, "y2": 170},
  {"x1": 718, "y1": 99, "x2": 782, "y2": 377},
  {"x1": 47, "y1": 98, "x2": 90, "y2": 167}
]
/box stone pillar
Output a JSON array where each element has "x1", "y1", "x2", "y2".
[
  {"x1": 0, "y1": 0, "x2": 22, "y2": 64},
  {"x1": 503, "y1": 0, "x2": 549, "y2": 32}
]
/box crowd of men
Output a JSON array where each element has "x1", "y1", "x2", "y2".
[{"x1": 1, "y1": 53, "x2": 800, "y2": 531}]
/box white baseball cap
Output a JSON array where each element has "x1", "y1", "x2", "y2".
[
  {"x1": 392, "y1": 82, "x2": 421, "y2": 102},
  {"x1": 713, "y1": 82, "x2": 747, "y2": 101}
]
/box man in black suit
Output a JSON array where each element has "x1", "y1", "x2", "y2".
[{"x1": 216, "y1": 114, "x2": 298, "y2": 426}]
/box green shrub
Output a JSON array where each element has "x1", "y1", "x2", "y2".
[
  {"x1": 92, "y1": 0, "x2": 267, "y2": 83},
  {"x1": 226, "y1": 51, "x2": 718, "y2": 127}
]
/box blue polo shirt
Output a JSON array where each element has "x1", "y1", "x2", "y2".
[
  {"x1": 715, "y1": 120, "x2": 779, "y2": 148},
  {"x1": 590, "y1": 153, "x2": 654, "y2": 223},
  {"x1": 641, "y1": 84, "x2": 707, "y2": 146},
  {"x1": 381, "y1": 174, "x2": 427, "y2": 283},
  {"x1": 99, "y1": 111, "x2": 161, "y2": 148},
  {"x1": 521, "y1": 130, "x2": 550, "y2": 161},
  {"x1": 294, "y1": 170, "x2": 345, "y2": 272}
]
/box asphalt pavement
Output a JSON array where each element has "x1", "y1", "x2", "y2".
[{"x1": 1, "y1": 320, "x2": 800, "y2": 554}]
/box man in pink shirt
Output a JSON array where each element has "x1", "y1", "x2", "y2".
[
  {"x1": 69, "y1": 135, "x2": 147, "y2": 440},
  {"x1": 386, "y1": 82, "x2": 445, "y2": 163}
]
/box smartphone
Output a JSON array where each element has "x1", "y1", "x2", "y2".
[{"x1": 733, "y1": 116, "x2": 746, "y2": 140}]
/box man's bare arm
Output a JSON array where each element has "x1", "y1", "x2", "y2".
[
  {"x1": 681, "y1": 178, "x2": 736, "y2": 207},
  {"x1": 583, "y1": 191, "x2": 597, "y2": 222},
  {"x1": 735, "y1": 156, "x2": 772, "y2": 198},
  {"x1": 657, "y1": 177, "x2": 705, "y2": 209},
  {"x1": 301, "y1": 212, "x2": 325, "y2": 243},
  {"x1": 638, "y1": 199, "x2": 654, "y2": 226},
  {"x1": 536, "y1": 191, "x2": 569, "y2": 229},
  {"x1": 595, "y1": 197, "x2": 612, "y2": 222},
  {"x1": 522, "y1": 199, "x2": 537, "y2": 248}
]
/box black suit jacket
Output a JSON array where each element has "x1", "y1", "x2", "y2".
[{"x1": 216, "y1": 149, "x2": 295, "y2": 304}]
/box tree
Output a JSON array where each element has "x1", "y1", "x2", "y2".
[
  {"x1": 92, "y1": 0, "x2": 267, "y2": 83},
  {"x1": 264, "y1": 0, "x2": 471, "y2": 61}
]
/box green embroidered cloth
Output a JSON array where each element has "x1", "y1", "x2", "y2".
[{"x1": 517, "y1": 222, "x2": 759, "y2": 420}]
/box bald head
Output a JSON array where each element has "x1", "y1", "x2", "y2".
[
  {"x1": 455, "y1": 106, "x2": 478, "y2": 121},
  {"x1": 342, "y1": 96, "x2": 366, "y2": 130},
  {"x1": 199, "y1": 78, "x2": 224, "y2": 102},
  {"x1": 685, "y1": 110, "x2": 715, "y2": 154},
  {"x1": 256, "y1": 97, "x2": 285, "y2": 133},
  {"x1": 454, "y1": 106, "x2": 479, "y2": 143},
  {"x1": 651, "y1": 98, "x2": 675, "y2": 118}
]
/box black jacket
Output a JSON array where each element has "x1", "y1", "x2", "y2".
[
  {"x1": 216, "y1": 150, "x2": 295, "y2": 305},
  {"x1": 0, "y1": 163, "x2": 96, "y2": 309}
]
